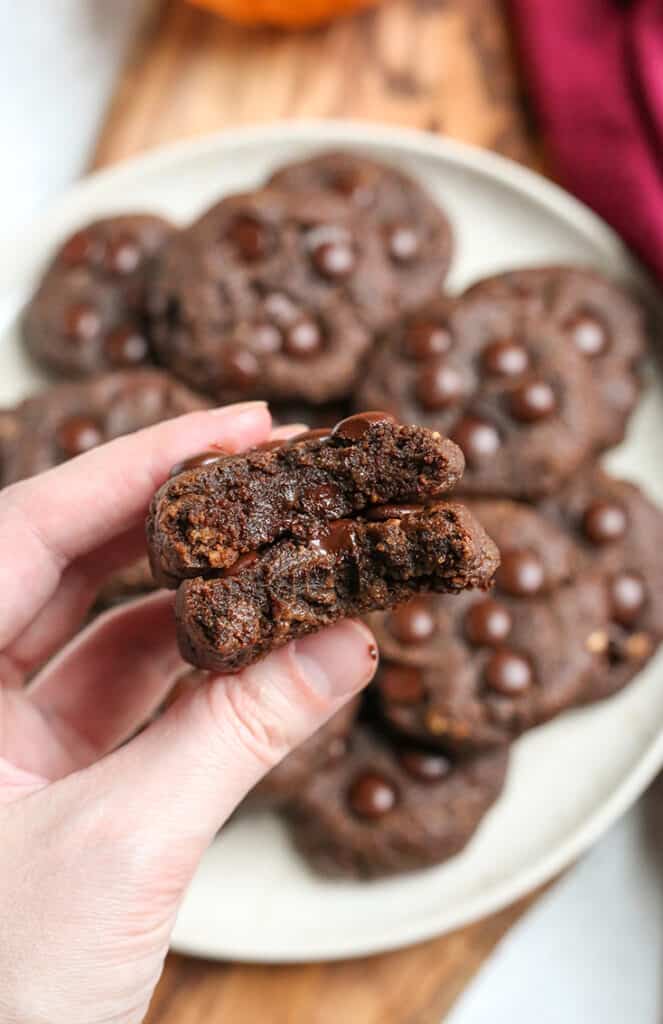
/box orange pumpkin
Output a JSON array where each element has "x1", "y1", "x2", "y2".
[{"x1": 187, "y1": 0, "x2": 382, "y2": 28}]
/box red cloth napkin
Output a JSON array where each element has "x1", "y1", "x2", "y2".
[{"x1": 509, "y1": 0, "x2": 663, "y2": 281}]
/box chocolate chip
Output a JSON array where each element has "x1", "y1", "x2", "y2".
[
  {"x1": 582, "y1": 500, "x2": 627, "y2": 545},
  {"x1": 366, "y1": 503, "x2": 423, "y2": 521},
  {"x1": 311, "y1": 240, "x2": 356, "y2": 279},
  {"x1": 404, "y1": 320, "x2": 452, "y2": 360},
  {"x1": 56, "y1": 415, "x2": 104, "y2": 458},
  {"x1": 59, "y1": 229, "x2": 102, "y2": 267},
  {"x1": 254, "y1": 439, "x2": 288, "y2": 452},
  {"x1": 398, "y1": 750, "x2": 451, "y2": 782},
  {"x1": 389, "y1": 597, "x2": 436, "y2": 645},
  {"x1": 169, "y1": 450, "x2": 226, "y2": 476},
  {"x1": 332, "y1": 410, "x2": 396, "y2": 440},
  {"x1": 568, "y1": 313, "x2": 608, "y2": 356},
  {"x1": 497, "y1": 549, "x2": 545, "y2": 597},
  {"x1": 290, "y1": 428, "x2": 332, "y2": 443},
  {"x1": 347, "y1": 772, "x2": 398, "y2": 819},
  {"x1": 509, "y1": 380, "x2": 558, "y2": 422},
  {"x1": 465, "y1": 598, "x2": 513, "y2": 647},
  {"x1": 309, "y1": 520, "x2": 358, "y2": 556},
  {"x1": 331, "y1": 170, "x2": 373, "y2": 207},
  {"x1": 64, "y1": 303, "x2": 102, "y2": 343},
  {"x1": 416, "y1": 359, "x2": 464, "y2": 410},
  {"x1": 388, "y1": 224, "x2": 420, "y2": 263},
  {"x1": 610, "y1": 571, "x2": 646, "y2": 626},
  {"x1": 104, "y1": 326, "x2": 149, "y2": 366},
  {"x1": 223, "y1": 348, "x2": 260, "y2": 390},
  {"x1": 484, "y1": 649, "x2": 533, "y2": 696},
  {"x1": 263, "y1": 292, "x2": 299, "y2": 325},
  {"x1": 284, "y1": 318, "x2": 323, "y2": 359},
  {"x1": 105, "y1": 236, "x2": 141, "y2": 275},
  {"x1": 451, "y1": 417, "x2": 500, "y2": 464},
  {"x1": 227, "y1": 215, "x2": 272, "y2": 262},
  {"x1": 379, "y1": 663, "x2": 426, "y2": 704},
  {"x1": 482, "y1": 340, "x2": 530, "y2": 377},
  {"x1": 250, "y1": 322, "x2": 282, "y2": 354}
]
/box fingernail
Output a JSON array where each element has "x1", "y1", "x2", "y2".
[
  {"x1": 293, "y1": 620, "x2": 378, "y2": 699},
  {"x1": 210, "y1": 401, "x2": 268, "y2": 417}
]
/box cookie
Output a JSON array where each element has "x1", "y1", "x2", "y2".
[
  {"x1": 3, "y1": 369, "x2": 208, "y2": 484},
  {"x1": 356, "y1": 288, "x2": 601, "y2": 500},
  {"x1": 245, "y1": 698, "x2": 361, "y2": 810},
  {"x1": 462, "y1": 266, "x2": 645, "y2": 448},
  {"x1": 268, "y1": 150, "x2": 453, "y2": 312},
  {"x1": 147, "y1": 187, "x2": 388, "y2": 404},
  {"x1": 147, "y1": 412, "x2": 499, "y2": 672},
  {"x1": 284, "y1": 725, "x2": 508, "y2": 878},
  {"x1": 369, "y1": 501, "x2": 608, "y2": 751},
  {"x1": 176, "y1": 499, "x2": 498, "y2": 673},
  {"x1": 540, "y1": 469, "x2": 663, "y2": 701},
  {"x1": 22, "y1": 214, "x2": 174, "y2": 376},
  {"x1": 3, "y1": 370, "x2": 208, "y2": 607},
  {"x1": 148, "y1": 412, "x2": 466, "y2": 585}
]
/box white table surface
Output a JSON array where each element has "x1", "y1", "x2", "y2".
[{"x1": 1, "y1": 4, "x2": 661, "y2": 1021}]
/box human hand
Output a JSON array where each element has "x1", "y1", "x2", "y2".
[{"x1": 0, "y1": 400, "x2": 377, "y2": 1024}]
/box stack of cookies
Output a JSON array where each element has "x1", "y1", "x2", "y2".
[{"x1": 9, "y1": 150, "x2": 662, "y2": 880}]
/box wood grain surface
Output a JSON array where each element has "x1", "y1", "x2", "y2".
[{"x1": 93, "y1": 1, "x2": 546, "y2": 1020}]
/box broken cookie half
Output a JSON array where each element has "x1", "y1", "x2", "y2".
[{"x1": 147, "y1": 411, "x2": 499, "y2": 672}]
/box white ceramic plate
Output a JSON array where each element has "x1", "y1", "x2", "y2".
[{"x1": 2, "y1": 121, "x2": 663, "y2": 964}]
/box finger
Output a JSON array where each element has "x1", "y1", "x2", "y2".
[
  {"x1": 28, "y1": 592, "x2": 185, "y2": 774},
  {"x1": 0, "y1": 401, "x2": 270, "y2": 651},
  {"x1": 3, "y1": 420, "x2": 299, "y2": 677},
  {"x1": 82, "y1": 621, "x2": 377, "y2": 864},
  {"x1": 5, "y1": 523, "x2": 150, "y2": 676}
]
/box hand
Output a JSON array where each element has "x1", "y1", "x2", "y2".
[{"x1": 0, "y1": 401, "x2": 377, "y2": 1024}]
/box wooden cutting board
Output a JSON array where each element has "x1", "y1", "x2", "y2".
[{"x1": 93, "y1": 1, "x2": 546, "y2": 1019}]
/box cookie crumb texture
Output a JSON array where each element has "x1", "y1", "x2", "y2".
[
  {"x1": 148, "y1": 413, "x2": 465, "y2": 583},
  {"x1": 147, "y1": 413, "x2": 499, "y2": 671}
]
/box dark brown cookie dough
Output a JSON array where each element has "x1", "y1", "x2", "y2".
[
  {"x1": 175, "y1": 499, "x2": 499, "y2": 672},
  {"x1": 147, "y1": 187, "x2": 389, "y2": 404},
  {"x1": 540, "y1": 469, "x2": 663, "y2": 701},
  {"x1": 462, "y1": 266, "x2": 645, "y2": 448},
  {"x1": 356, "y1": 287, "x2": 602, "y2": 500},
  {"x1": 369, "y1": 501, "x2": 608, "y2": 751},
  {"x1": 268, "y1": 150, "x2": 453, "y2": 312},
  {"x1": 22, "y1": 214, "x2": 174, "y2": 376},
  {"x1": 245, "y1": 698, "x2": 361, "y2": 810},
  {"x1": 284, "y1": 725, "x2": 509, "y2": 879},
  {"x1": 148, "y1": 413, "x2": 466, "y2": 585},
  {"x1": 3, "y1": 370, "x2": 208, "y2": 607}
]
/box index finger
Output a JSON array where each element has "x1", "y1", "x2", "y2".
[{"x1": 0, "y1": 401, "x2": 270, "y2": 651}]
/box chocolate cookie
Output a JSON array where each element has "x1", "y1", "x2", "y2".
[
  {"x1": 23, "y1": 214, "x2": 174, "y2": 376},
  {"x1": 148, "y1": 412, "x2": 466, "y2": 585},
  {"x1": 356, "y1": 287, "x2": 601, "y2": 500},
  {"x1": 3, "y1": 370, "x2": 208, "y2": 608},
  {"x1": 461, "y1": 267, "x2": 645, "y2": 448},
  {"x1": 369, "y1": 501, "x2": 609, "y2": 751},
  {"x1": 541, "y1": 469, "x2": 663, "y2": 701},
  {"x1": 147, "y1": 188, "x2": 388, "y2": 404},
  {"x1": 147, "y1": 412, "x2": 499, "y2": 672},
  {"x1": 3, "y1": 369, "x2": 208, "y2": 484},
  {"x1": 284, "y1": 725, "x2": 509, "y2": 878},
  {"x1": 268, "y1": 150, "x2": 453, "y2": 312},
  {"x1": 246, "y1": 698, "x2": 361, "y2": 810}
]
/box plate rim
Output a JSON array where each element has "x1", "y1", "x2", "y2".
[{"x1": 5, "y1": 119, "x2": 663, "y2": 962}]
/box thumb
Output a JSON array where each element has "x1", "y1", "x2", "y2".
[{"x1": 84, "y1": 619, "x2": 376, "y2": 866}]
